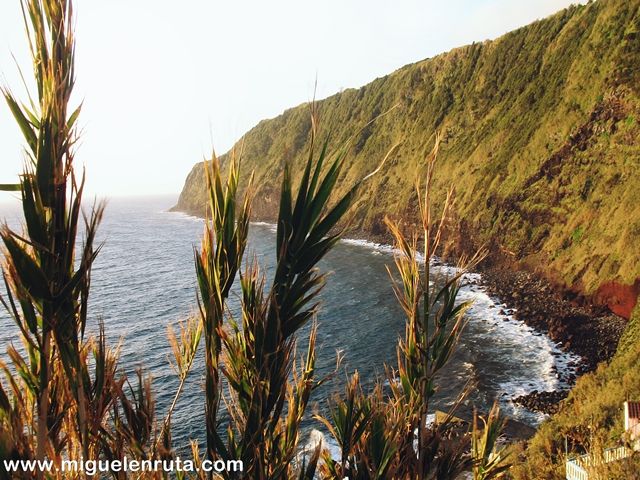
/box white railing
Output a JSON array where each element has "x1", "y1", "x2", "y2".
[
  {"x1": 602, "y1": 446, "x2": 631, "y2": 463},
  {"x1": 565, "y1": 446, "x2": 631, "y2": 480},
  {"x1": 565, "y1": 458, "x2": 588, "y2": 480}
]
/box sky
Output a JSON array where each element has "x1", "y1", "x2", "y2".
[{"x1": 0, "y1": 0, "x2": 587, "y2": 198}]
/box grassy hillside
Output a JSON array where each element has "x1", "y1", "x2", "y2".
[
  {"x1": 511, "y1": 304, "x2": 640, "y2": 478},
  {"x1": 175, "y1": 0, "x2": 640, "y2": 317}
]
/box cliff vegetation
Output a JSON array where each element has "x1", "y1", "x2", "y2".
[{"x1": 175, "y1": 0, "x2": 640, "y2": 318}]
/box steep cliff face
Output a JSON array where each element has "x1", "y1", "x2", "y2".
[{"x1": 175, "y1": 0, "x2": 640, "y2": 317}]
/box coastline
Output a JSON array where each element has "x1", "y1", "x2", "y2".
[
  {"x1": 173, "y1": 207, "x2": 627, "y2": 418},
  {"x1": 479, "y1": 269, "x2": 626, "y2": 414},
  {"x1": 338, "y1": 235, "x2": 612, "y2": 416},
  {"x1": 340, "y1": 226, "x2": 627, "y2": 415}
]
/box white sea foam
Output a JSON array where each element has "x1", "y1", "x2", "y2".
[
  {"x1": 251, "y1": 221, "x2": 278, "y2": 232},
  {"x1": 299, "y1": 429, "x2": 341, "y2": 462},
  {"x1": 339, "y1": 235, "x2": 582, "y2": 422},
  {"x1": 454, "y1": 273, "x2": 580, "y2": 422},
  {"x1": 165, "y1": 210, "x2": 205, "y2": 223},
  {"x1": 340, "y1": 237, "x2": 429, "y2": 263}
]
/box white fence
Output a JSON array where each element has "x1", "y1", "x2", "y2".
[{"x1": 565, "y1": 446, "x2": 631, "y2": 480}]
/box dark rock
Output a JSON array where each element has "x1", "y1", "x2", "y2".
[
  {"x1": 513, "y1": 390, "x2": 570, "y2": 415},
  {"x1": 479, "y1": 268, "x2": 626, "y2": 376}
]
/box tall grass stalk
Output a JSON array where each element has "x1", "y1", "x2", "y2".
[
  {"x1": 194, "y1": 150, "x2": 252, "y2": 467},
  {"x1": 0, "y1": 0, "x2": 104, "y2": 467},
  {"x1": 315, "y1": 136, "x2": 503, "y2": 479},
  {"x1": 0, "y1": 2, "x2": 194, "y2": 478}
]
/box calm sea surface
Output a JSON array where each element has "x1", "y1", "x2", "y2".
[{"x1": 0, "y1": 195, "x2": 579, "y2": 451}]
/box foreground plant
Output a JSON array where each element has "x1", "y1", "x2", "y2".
[
  {"x1": 315, "y1": 136, "x2": 507, "y2": 480},
  {"x1": 0, "y1": 1, "x2": 177, "y2": 478},
  {"x1": 193, "y1": 110, "x2": 396, "y2": 478},
  {"x1": 472, "y1": 403, "x2": 510, "y2": 480},
  {"x1": 0, "y1": 0, "x2": 105, "y2": 468},
  {"x1": 194, "y1": 150, "x2": 252, "y2": 467}
]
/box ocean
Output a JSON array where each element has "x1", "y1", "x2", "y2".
[{"x1": 0, "y1": 195, "x2": 579, "y2": 451}]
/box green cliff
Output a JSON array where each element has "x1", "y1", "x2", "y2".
[{"x1": 175, "y1": 0, "x2": 640, "y2": 317}]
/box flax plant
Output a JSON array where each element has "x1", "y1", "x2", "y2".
[
  {"x1": 386, "y1": 149, "x2": 468, "y2": 478},
  {"x1": 193, "y1": 111, "x2": 394, "y2": 479},
  {"x1": 471, "y1": 402, "x2": 510, "y2": 480},
  {"x1": 154, "y1": 317, "x2": 203, "y2": 454},
  {"x1": 385, "y1": 135, "x2": 486, "y2": 478},
  {"x1": 194, "y1": 150, "x2": 252, "y2": 466}
]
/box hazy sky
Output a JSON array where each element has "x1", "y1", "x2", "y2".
[{"x1": 0, "y1": 0, "x2": 586, "y2": 197}]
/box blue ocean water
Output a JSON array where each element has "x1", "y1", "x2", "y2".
[{"x1": 0, "y1": 195, "x2": 579, "y2": 451}]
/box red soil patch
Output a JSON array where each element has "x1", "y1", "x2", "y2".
[{"x1": 595, "y1": 279, "x2": 640, "y2": 319}]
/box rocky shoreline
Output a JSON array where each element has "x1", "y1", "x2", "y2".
[
  {"x1": 479, "y1": 268, "x2": 627, "y2": 415},
  {"x1": 335, "y1": 229, "x2": 628, "y2": 417},
  {"x1": 342, "y1": 224, "x2": 628, "y2": 417},
  {"x1": 174, "y1": 209, "x2": 628, "y2": 418}
]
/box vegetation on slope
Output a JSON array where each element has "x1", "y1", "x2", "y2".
[
  {"x1": 176, "y1": 0, "x2": 640, "y2": 317},
  {"x1": 511, "y1": 304, "x2": 640, "y2": 478}
]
